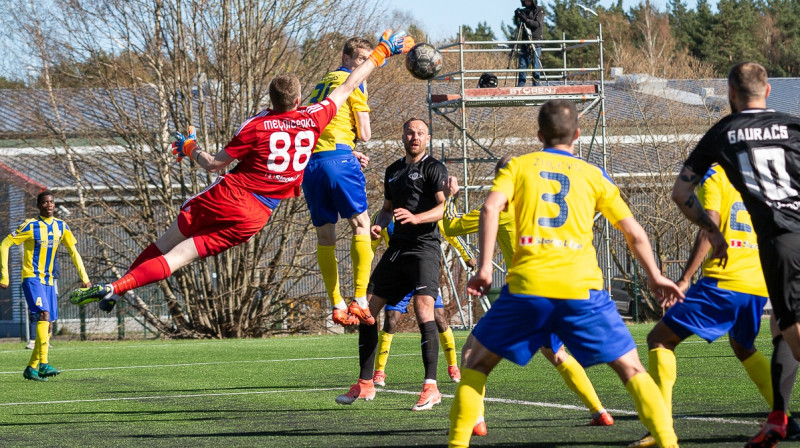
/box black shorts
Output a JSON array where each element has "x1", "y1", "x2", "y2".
[
  {"x1": 759, "y1": 232, "x2": 800, "y2": 331},
  {"x1": 368, "y1": 242, "x2": 441, "y2": 305}
]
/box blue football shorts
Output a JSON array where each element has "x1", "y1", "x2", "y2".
[
  {"x1": 302, "y1": 147, "x2": 368, "y2": 227},
  {"x1": 541, "y1": 334, "x2": 565, "y2": 353},
  {"x1": 386, "y1": 289, "x2": 444, "y2": 314},
  {"x1": 473, "y1": 286, "x2": 636, "y2": 367},
  {"x1": 662, "y1": 277, "x2": 768, "y2": 349},
  {"x1": 22, "y1": 278, "x2": 58, "y2": 321}
]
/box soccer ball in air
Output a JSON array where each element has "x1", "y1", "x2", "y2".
[{"x1": 405, "y1": 43, "x2": 443, "y2": 80}]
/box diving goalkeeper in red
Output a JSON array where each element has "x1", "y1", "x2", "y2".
[{"x1": 68, "y1": 30, "x2": 414, "y2": 310}]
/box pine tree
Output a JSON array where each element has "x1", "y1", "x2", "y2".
[{"x1": 461, "y1": 22, "x2": 497, "y2": 41}]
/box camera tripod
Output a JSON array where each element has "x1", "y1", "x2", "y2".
[{"x1": 505, "y1": 22, "x2": 540, "y2": 87}]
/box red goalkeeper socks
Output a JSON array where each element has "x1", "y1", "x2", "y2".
[
  {"x1": 113, "y1": 255, "x2": 171, "y2": 295},
  {"x1": 126, "y1": 243, "x2": 163, "y2": 274}
]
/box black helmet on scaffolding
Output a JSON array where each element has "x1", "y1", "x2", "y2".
[{"x1": 478, "y1": 73, "x2": 498, "y2": 88}]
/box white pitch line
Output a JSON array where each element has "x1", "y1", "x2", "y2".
[
  {"x1": 0, "y1": 386, "x2": 761, "y2": 426},
  {"x1": 0, "y1": 337, "x2": 334, "y2": 355},
  {"x1": 0, "y1": 334, "x2": 770, "y2": 356},
  {"x1": 0, "y1": 353, "x2": 419, "y2": 375}
]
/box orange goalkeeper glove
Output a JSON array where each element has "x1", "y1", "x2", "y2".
[
  {"x1": 172, "y1": 125, "x2": 198, "y2": 162},
  {"x1": 369, "y1": 29, "x2": 415, "y2": 67}
]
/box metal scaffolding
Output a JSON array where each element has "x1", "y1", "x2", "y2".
[{"x1": 430, "y1": 20, "x2": 611, "y2": 328}]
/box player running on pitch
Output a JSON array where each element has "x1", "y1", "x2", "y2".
[
  {"x1": 303, "y1": 37, "x2": 377, "y2": 327},
  {"x1": 630, "y1": 165, "x2": 798, "y2": 448},
  {"x1": 335, "y1": 118, "x2": 449, "y2": 411},
  {"x1": 370, "y1": 215, "x2": 474, "y2": 388},
  {"x1": 67, "y1": 30, "x2": 414, "y2": 310},
  {"x1": 671, "y1": 61, "x2": 800, "y2": 448},
  {"x1": 443, "y1": 168, "x2": 615, "y2": 435},
  {"x1": 448, "y1": 99, "x2": 682, "y2": 448}
]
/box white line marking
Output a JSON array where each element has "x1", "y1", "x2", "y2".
[
  {"x1": 0, "y1": 386, "x2": 762, "y2": 426},
  {"x1": 0, "y1": 338, "x2": 334, "y2": 355},
  {"x1": 0, "y1": 353, "x2": 419, "y2": 375}
]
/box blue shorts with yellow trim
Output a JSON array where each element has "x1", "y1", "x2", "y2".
[
  {"x1": 473, "y1": 286, "x2": 635, "y2": 367},
  {"x1": 386, "y1": 290, "x2": 444, "y2": 314},
  {"x1": 662, "y1": 277, "x2": 768, "y2": 349},
  {"x1": 22, "y1": 278, "x2": 58, "y2": 321},
  {"x1": 302, "y1": 147, "x2": 368, "y2": 227}
]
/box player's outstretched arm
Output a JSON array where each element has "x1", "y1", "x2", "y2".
[
  {"x1": 327, "y1": 29, "x2": 414, "y2": 110},
  {"x1": 676, "y1": 210, "x2": 720, "y2": 292},
  {"x1": 172, "y1": 125, "x2": 235, "y2": 172},
  {"x1": 467, "y1": 191, "x2": 506, "y2": 296},
  {"x1": 371, "y1": 199, "x2": 393, "y2": 240},
  {"x1": 0, "y1": 235, "x2": 12, "y2": 288},
  {"x1": 671, "y1": 165, "x2": 728, "y2": 265},
  {"x1": 441, "y1": 176, "x2": 481, "y2": 237},
  {"x1": 616, "y1": 216, "x2": 684, "y2": 307}
]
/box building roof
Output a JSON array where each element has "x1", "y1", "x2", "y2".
[{"x1": 2, "y1": 77, "x2": 800, "y2": 188}]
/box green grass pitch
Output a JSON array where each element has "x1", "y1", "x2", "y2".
[{"x1": 0, "y1": 321, "x2": 797, "y2": 447}]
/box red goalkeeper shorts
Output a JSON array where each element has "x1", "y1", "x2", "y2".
[{"x1": 177, "y1": 176, "x2": 277, "y2": 258}]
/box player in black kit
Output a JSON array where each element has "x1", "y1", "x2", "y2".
[
  {"x1": 671, "y1": 62, "x2": 800, "y2": 448},
  {"x1": 336, "y1": 117, "x2": 449, "y2": 411}
]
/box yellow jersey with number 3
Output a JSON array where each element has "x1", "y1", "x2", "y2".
[
  {"x1": 697, "y1": 165, "x2": 768, "y2": 296},
  {"x1": 308, "y1": 67, "x2": 369, "y2": 153},
  {"x1": 491, "y1": 149, "x2": 632, "y2": 299}
]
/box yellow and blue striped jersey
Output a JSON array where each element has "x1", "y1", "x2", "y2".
[
  {"x1": 442, "y1": 196, "x2": 516, "y2": 266},
  {"x1": 491, "y1": 149, "x2": 632, "y2": 299},
  {"x1": 308, "y1": 67, "x2": 369, "y2": 153},
  {"x1": 697, "y1": 165, "x2": 767, "y2": 296},
  {"x1": 370, "y1": 211, "x2": 472, "y2": 262},
  {"x1": 0, "y1": 216, "x2": 89, "y2": 286}
]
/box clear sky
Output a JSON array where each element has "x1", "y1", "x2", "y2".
[{"x1": 399, "y1": 0, "x2": 709, "y2": 43}]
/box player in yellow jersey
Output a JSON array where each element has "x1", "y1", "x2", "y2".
[
  {"x1": 630, "y1": 165, "x2": 800, "y2": 447},
  {"x1": 448, "y1": 100, "x2": 682, "y2": 448},
  {"x1": 0, "y1": 191, "x2": 90, "y2": 381},
  {"x1": 370, "y1": 213, "x2": 475, "y2": 387},
  {"x1": 443, "y1": 165, "x2": 614, "y2": 434},
  {"x1": 303, "y1": 37, "x2": 375, "y2": 327}
]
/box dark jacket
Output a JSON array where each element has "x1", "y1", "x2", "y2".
[{"x1": 513, "y1": 3, "x2": 544, "y2": 40}]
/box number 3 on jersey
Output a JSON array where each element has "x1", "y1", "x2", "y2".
[
  {"x1": 539, "y1": 171, "x2": 570, "y2": 228},
  {"x1": 267, "y1": 130, "x2": 314, "y2": 172}
]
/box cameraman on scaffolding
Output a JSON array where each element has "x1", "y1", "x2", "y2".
[{"x1": 513, "y1": 0, "x2": 545, "y2": 87}]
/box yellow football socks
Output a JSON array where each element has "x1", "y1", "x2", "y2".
[
  {"x1": 649, "y1": 347, "x2": 677, "y2": 415},
  {"x1": 556, "y1": 355, "x2": 603, "y2": 414},
  {"x1": 375, "y1": 331, "x2": 393, "y2": 372},
  {"x1": 27, "y1": 320, "x2": 50, "y2": 369},
  {"x1": 351, "y1": 235, "x2": 373, "y2": 299},
  {"x1": 449, "y1": 368, "x2": 487, "y2": 448},
  {"x1": 439, "y1": 327, "x2": 458, "y2": 367},
  {"x1": 317, "y1": 244, "x2": 343, "y2": 308},
  {"x1": 742, "y1": 350, "x2": 773, "y2": 408},
  {"x1": 626, "y1": 372, "x2": 678, "y2": 447},
  {"x1": 39, "y1": 321, "x2": 50, "y2": 365}
]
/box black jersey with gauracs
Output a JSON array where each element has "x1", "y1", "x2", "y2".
[
  {"x1": 383, "y1": 154, "x2": 448, "y2": 245},
  {"x1": 684, "y1": 109, "x2": 800, "y2": 238}
]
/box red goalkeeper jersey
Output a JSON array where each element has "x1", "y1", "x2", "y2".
[{"x1": 223, "y1": 99, "x2": 337, "y2": 198}]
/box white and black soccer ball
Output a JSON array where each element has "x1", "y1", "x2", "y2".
[{"x1": 405, "y1": 43, "x2": 443, "y2": 80}]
